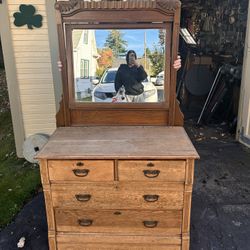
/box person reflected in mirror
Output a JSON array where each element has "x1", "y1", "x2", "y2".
[
  {"x1": 114, "y1": 51, "x2": 182, "y2": 103},
  {"x1": 114, "y1": 50, "x2": 147, "y2": 103}
]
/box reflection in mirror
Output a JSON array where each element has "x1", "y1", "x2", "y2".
[{"x1": 72, "y1": 29, "x2": 166, "y2": 103}]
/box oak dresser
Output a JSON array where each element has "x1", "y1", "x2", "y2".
[{"x1": 37, "y1": 126, "x2": 199, "y2": 250}]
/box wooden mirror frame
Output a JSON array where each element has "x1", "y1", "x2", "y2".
[{"x1": 55, "y1": 0, "x2": 183, "y2": 126}]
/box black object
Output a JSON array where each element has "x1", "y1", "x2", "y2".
[
  {"x1": 177, "y1": 28, "x2": 198, "y2": 99},
  {"x1": 197, "y1": 64, "x2": 242, "y2": 126},
  {"x1": 197, "y1": 67, "x2": 223, "y2": 125},
  {"x1": 185, "y1": 64, "x2": 214, "y2": 96}
]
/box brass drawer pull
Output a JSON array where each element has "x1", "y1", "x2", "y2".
[
  {"x1": 143, "y1": 194, "x2": 159, "y2": 202},
  {"x1": 75, "y1": 194, "x2": 91, "y2": 202},
  {"x1": 72, "y1": 169, "x2": 89, "y2": 177},
  {"x1": 76, "y1": 162, "x2": 84, "y2": 166},
  {"x1": 78, "y1": 219, "x2": 93, "y2": 227},
  {"x1": 143, "y1": 221, "x2": 158, "y2": 228},
  {"x1": 143, "y1": 170, "x2": 160, "y2": 178},
  {"x1": 147, "y1": 162, "x2": 154, "y2": 167}
]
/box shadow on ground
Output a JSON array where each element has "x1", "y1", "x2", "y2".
[{"x1": 0, "y1": 120, "x2": 250, "y2": 250}]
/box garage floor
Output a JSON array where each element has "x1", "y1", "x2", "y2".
[{"x1": 0, "y1": 120, "x2": 250, "y2": 250}]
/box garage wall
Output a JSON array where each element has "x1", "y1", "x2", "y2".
[{"x1": 237, "y1": 2, "x2": 250, "y2": 147}]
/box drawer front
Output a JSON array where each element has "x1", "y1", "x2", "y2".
[
  {"x1": 118, "y1": 160, "x2": 185, "y2": 182},
  {"x1": 51, "y1": 183, "x2": 184, "y2": 210},
  {"x1": 57, "y1": 243, "x2": 181, "y2": 250},
  {"x1": 48, "y1": 160, "x2": 114, "y2": 182},
  {"x1": 57, "y1": 233, "x2": 181, "y2": 249},
  {"x1": 55, "y1": 209, "x2": 182, "y2": 235}
]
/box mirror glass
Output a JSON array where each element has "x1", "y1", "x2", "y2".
[{"x1": 72, "y1": 29, "x2": 166, "y2": 103}]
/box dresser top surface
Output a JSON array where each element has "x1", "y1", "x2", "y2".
[{"x1": 36, "y1": 126, "x2": 199, "y2": 159}]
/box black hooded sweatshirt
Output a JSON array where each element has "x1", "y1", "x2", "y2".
[{"x1": 114, "y1": 64, "x2": 147, "y2": 95}]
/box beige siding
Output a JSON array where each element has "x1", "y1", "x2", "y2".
[{"x1": 7, "y1": 0, "x2": 57, "y2": 138}]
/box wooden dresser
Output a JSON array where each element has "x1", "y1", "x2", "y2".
[{"x1": 37, "y1": 126, "x2": 199, "y2": 250}]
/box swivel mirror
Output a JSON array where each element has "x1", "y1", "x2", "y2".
[
  {"x1": 72, "y1": 28, "x2": 166, "y2": 103},
  {"x1": 55, "y1": 0, "x2": 183, "y2": 126}
]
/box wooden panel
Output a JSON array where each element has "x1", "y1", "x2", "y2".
[
  {"x1": 185, "y1": 159, "x2": 194, "y2": 185},
  {"x1": 55, "y1": 209, "x2": 182, "y2": 235},
  {"x1": 182, "y1": 233, "x2": 190, "y2": 250},
  {"x1": 48, "y1": 160, "x2": 114, "y2": 182},
  {"x1": 56, "y1": 233, "x2": 181, "y2": 245},
  {"x1": 38, "y1": 159, "x2": 49, "y2": 185},
  {"x1": 118, "y1": 160, "x2": 185, "y2": 182},
  {"x1": 70, "y1": 110, "x2": 168, "y2": 126},
  {"x1": 63, "y1": 10, "x2": 173, "y2": 23},
  {"x1": 182, "y1": 186, "x2": 193, "y2": 234},
  {"x1": 48, "y1": 231, "x2": 56, "y2": 250},
  {"x1": 57, "y1": 243, "x2": 180, "y2": 250},
  {"x1": 43, "y1": 187, "x2": 55, "y2": 231},
  {"x1": 51, "y1": 182, "x2": 184, "y2": 210}
]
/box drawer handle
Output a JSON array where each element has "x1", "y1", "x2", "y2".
[
  {"x1": 143, "y1": 194, "x2": 159, "y2": 202},
  {"x1": 147, "y1": 162, "x2": 154, "y2": 167},
  {"x1": 143, "y1": 170, "x2": 160, "y2": 178},
  {"x1": 78, "y1": 219, "x2": 93, "y2": 227},
  {"x1": 75, "y1": 194, "x2": 91, "y2": 202},
  {"x1": 72, "y1": 169, "x2": 89, "y2": 177},
  {"x1": 76, "y1": 162, "x2": 84, "y2": 166},
  {"x1": 143, "y1": 221, "x2": 158, "y2": 228}
]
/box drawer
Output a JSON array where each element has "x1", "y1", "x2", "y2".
[
  {"x1": 118, "y1": 160, "x2": 185, "y2": 182},
  {"x1": 57, "y1": 233, "x2": 181, "y2": 249},
  {"x1": 55, "y1": 209, "x2": 182, "y2": 235},
  {"x1": 48, "y1": 160, "x2": 114, "y2": 182},
  {"x1": 51, "y1": 182, "x2": 184, "y2": 210},
  {"x1": 57, "y1": 243, "x2": 181, "y2": 250}
]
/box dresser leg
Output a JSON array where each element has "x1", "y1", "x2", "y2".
[
  {"x1": 48, "y1": 231, "x2": 57, "y2": 250},
  {"x1": 182, "y1": 233, "x2": 190, "y2": 250}
]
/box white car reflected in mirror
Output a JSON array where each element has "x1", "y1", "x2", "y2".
[{"x1": 92, "y1": 68, "x2": 158, "y2": 102}]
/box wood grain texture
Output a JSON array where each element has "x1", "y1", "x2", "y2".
[
  {"x1": 55, "y1": 0, "x2": 181, "y2": 14},
  {"x1": 43, "y1": 189, "x2": 55, "y2": 231},
  {"x1": 70, "y1": 109, "x2": 169, "y2": 126},
  {"x1": 182, "y1": 233, "x2": 190, "y2": 250},
  {"x1": 48, "y1": 231, "x2": 56, "y2": 250},
  {"x1": 182, "y1": 186, "x2": 193, "y2": 234},
  {"x1": 55, "y1": 0, "x2": 182, "y2": 126},
  {"x1": 38, "y1": 126, "x2": 197, "y2": 249},
  {"x1": 185, "y1": 159, "x2": 195, "y2": 185},
  {"x1": 118, "y1": 160, "x2": 185, "y2": 182},
  {"x1": 51, "y1": 182, "x2": 184, "y2": 210},
  {"x1": 48, "y1": 160, "x2": 114, "y2": 182},
  {"x1": 56, "y1": 233, "x2": 181, "y2": 244},
  {"x1": 57, "y1": 243, "x2": 181, "y2": 250},
  {"x1": 39, "y1": 159, "x2": 49, "y2": 185},
  {"x1": 36, "y1": 126, "x2": 199, "y2": 159},
  {"x1": 55, "y1": 209, "x2": 182, "y2": 235}
]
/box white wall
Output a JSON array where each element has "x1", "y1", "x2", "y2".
[{"x1": 237, "y1": 2, "x2": 250, "y2": 147}]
